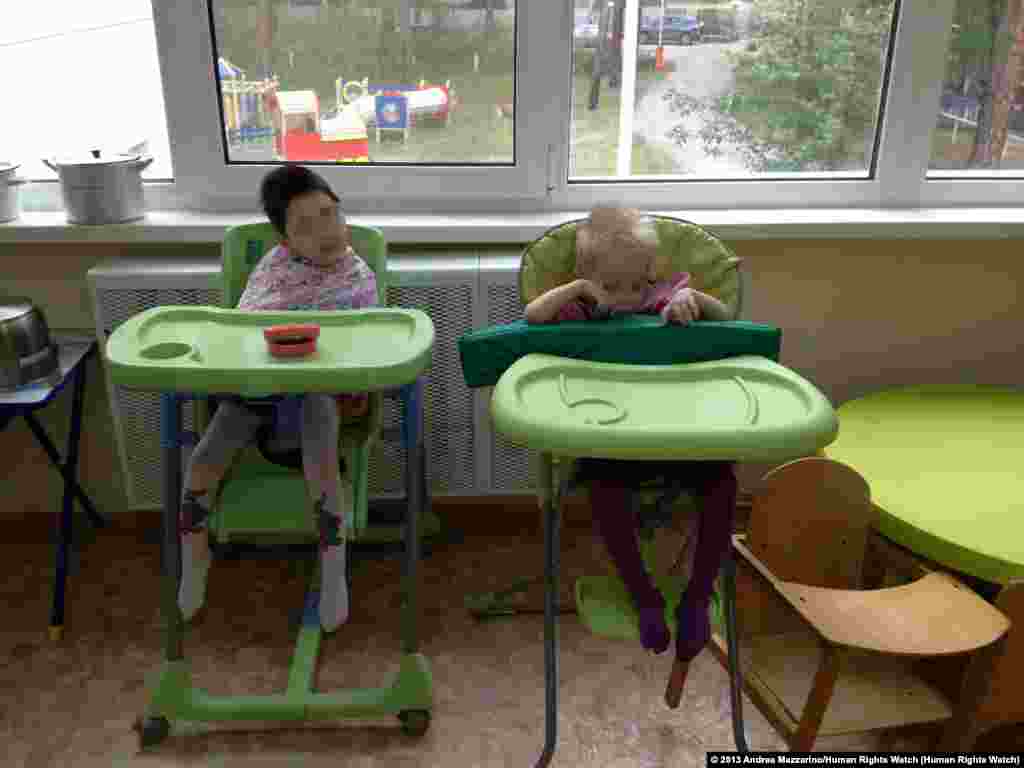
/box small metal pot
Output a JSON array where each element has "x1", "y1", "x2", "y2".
[
  {"x1": 44, "y1": 150, "x2": 154, "y2": 225},
  {"x1": 0, "y1": 297, "x2": 59, "y2": 390},
  {"x1": 0, "y1": 162, "x2": 28, "y2": 223}
]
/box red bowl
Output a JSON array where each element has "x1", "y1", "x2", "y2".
[{"x1": 264, "y1": 323, "x2": 320, "y2": 358}]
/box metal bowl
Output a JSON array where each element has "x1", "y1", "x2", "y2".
[{"x1": 0, "y1": 297, "x2": 60, "y2": 390}]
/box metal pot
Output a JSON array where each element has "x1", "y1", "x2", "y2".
[
  {"x1": 43, "y1": 150, "x2": 154, "y2": 225},
  {"x1": 0, "y1": 297, "x2": 60, "y2": 390},
  {"x1": 0, "y1": 162, "x2": 28, "y2": 223}
]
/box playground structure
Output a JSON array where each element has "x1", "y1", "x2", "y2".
[
  {"x1": 335, "y1": 78, "x2": 455, "y2": 130},
  {"x1": 217, "y1": 53, "x2": 457, "y2": 161},
  {"x1": 218, "y1": 58, "x2": 277, "y2": 148},
  {"x1": 269, "y1": 78, "x2": 456, "y2": 161},
  {"x1": 271, "y1": 90, "x2": 370, "y2": 163}
]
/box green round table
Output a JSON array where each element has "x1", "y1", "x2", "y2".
[{"x1": 824, "y1": 385, "x2": 1024, "y2": 586}]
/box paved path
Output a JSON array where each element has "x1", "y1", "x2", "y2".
[{"x1": 633, "y1": 41, "x2": 750, "y2": 175}]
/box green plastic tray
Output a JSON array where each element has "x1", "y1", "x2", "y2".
[
  {"x1": 105, "y1": 306, "x2": 434, "y2": 395},
  {"x1": 491, "y1": 354, "x2": 838, "y2": 461}
]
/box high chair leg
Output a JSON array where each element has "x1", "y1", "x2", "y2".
[
  {"x1": 665, "y1": 658, "x2": 692, "y2": 709},
  {"x1": 160, "y1": 393, "x2": 186, "y2": 662}
]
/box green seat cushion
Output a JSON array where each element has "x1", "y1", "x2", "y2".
[{"x1": 518, "y1": 216, "x2": 742, "y2": 316}]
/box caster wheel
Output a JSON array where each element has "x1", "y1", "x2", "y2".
[
  {"x1": 397, "y1": 709, "x2": 431, "y2": 737},
  {"x1": 132, "y1": 716, "x2": 170, "y2": 749}
]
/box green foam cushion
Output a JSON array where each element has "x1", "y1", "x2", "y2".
[{"x1": 458, "y1": 316, "x2": 781, "y2": 389}]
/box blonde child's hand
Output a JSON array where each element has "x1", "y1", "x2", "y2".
[
  {"x1": 665, "y1": 287, "x2": 701, "y2": 325},
  {"x1": 573, "y1": 278, "x2": 609, "y2": 308}
]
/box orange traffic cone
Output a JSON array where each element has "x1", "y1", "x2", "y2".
[{"x1": 655, "y1": 46, "x2": 665, "y2": 71}]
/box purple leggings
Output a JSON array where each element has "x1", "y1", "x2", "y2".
[{"x1": 584, "y1": 459, "x2": 737, "y2": 661}]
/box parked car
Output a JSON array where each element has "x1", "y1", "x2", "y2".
[{"x1": 639, "y1": 13, "x2": 703, "y2": 45}]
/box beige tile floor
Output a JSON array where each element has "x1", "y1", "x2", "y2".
[{"x1": 2, "y1": 510, "x2": 1019, "y2": 767}]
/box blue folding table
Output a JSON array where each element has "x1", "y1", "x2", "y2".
[{"x1": 0, "y1": 338, "x2": 105, "y2": 639}]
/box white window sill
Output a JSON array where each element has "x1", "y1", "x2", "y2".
[{"x1": 2, "y1": 208, "x2": 1024, "y2": 244}]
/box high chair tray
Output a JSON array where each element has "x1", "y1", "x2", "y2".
[
  {"x1": 491, "y1": 354, "x2": 837, "y2": 461},
  {"x1": 105, "y1": 305, "x2": 434, "y2": 395}
]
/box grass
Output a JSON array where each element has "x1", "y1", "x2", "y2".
[
  {"x1": 570, "y1": 72, "x2": 678, "y2": 176},
  {"x1": 569, "y1": 51, "x2": 678, "y2": 176},
  {"x1": 930, "y1": 127, "x2": 1024, "y2": 171}
]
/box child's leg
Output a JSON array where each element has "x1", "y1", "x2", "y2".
[
  {"x1": 179, "y1": 400, "x2": 264, "y2": 620},
  {"x1": 666, "y1": 460, "x2": 737, "y2": 707},
  {"x1": 300, "y1": 393, "x2": 347, "y2": 633},
  {"x1": 590, "y1": 465, "x2": 670, "y2": 654}
]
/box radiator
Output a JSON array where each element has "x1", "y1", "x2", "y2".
[{"x1": 87, "y1": 251, "x2": 536, "y2": 511}]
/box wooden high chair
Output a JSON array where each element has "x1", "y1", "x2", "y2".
[{"x1": 711, "y1": 456, "x2": 1011, "y2": 750}]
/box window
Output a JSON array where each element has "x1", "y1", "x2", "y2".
[
  {"x1": 211, "y1": 1, "x2": 515, "y2": 165},
  {"x1": 10, "y1": 1, "x2": 1023, "y2": 214},
  {"x1": 570, "y1": 0, "x2": 897, "y2": 180},
  {"x1": 0, "y1": 1, "x2": 172, "y2": 182},
  {"x1": 928, "y1": 0, "x2": 1024, "y2": 176},
  {"x1": 158, "y1": 0, "x2": 554, "y2": 209}
]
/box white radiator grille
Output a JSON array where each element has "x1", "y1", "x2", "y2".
[
  {"x1": 486, "y1": 283, "x2": 539, "y2": 492},
  {"x1": 100, "y1": 288, "x2": 219, "y2": 330},
  {"x1": 95, "y1": 286, "x2": 219, "y2": 506},
  {"x1": 369, "y1": 283, "x2": 477, "y2": 496}
]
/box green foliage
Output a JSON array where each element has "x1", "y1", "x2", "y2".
[
  {"x1": 665, "y1": 0, "x2": 894, "y2": 172},
  {"x1": 946, "y1": 0, "x2": 1016, "y2": 87}
]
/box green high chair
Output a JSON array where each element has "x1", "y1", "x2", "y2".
[
  {"x1": 465, "y1": 215, "x2": 748, "y2": 627},
  {"x1": 459, "y1": 216, "x2": 841, "y2": 764},
  {"x1": 124, "y1": 223, "x2": 434, "y2": 747}
]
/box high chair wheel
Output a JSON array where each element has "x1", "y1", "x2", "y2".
[
  {"x1": 133, "y1": 716, "x2": 170, "y2": 748},
  {"x1": 397, "y1": 709, "x2": 431, "y2": 736}
]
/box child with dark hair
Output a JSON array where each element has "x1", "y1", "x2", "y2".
[{"x1": 178, "y1": 165, "x2": 377, "y2": 633}]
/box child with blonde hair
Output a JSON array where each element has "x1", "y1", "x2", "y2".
[{"x1": 526, "y1": 206, "x2": 737, "y2": 707}]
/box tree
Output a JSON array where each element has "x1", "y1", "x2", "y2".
[
  {"x1": 943, "y1": 0, "x2": 1024, "y2": 168},
  {"x1": 990, "y1": 0, "x2": 1024, "y2": 165},
  {"x1": 664, "y1": 0, "x2": 894, "y2": 172}
]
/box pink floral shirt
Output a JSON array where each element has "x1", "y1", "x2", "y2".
[
  {"x1": 238, "y1": 244, "x2": 378, "y2": 312},
  {"x1": 554, "y1": 272, "x2": 691, "y2": 323},
  {"x1": 238, "y1": 243, "x2": 379, "y2": 407}
]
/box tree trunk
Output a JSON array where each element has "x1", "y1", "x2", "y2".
[
  {"x1": 608, "y1": 0, "x2": 624, "y2": 89},
  {"x1": 260, "y1": 0, "x2": 275, "y2": 80},
  {"x1": 970, "y1": 0, "x2": 1007, "y2": 167},
  {"x1": 484, "y1": 0, "x2": 497, "y2": 34},
  {"x1": 589, "y1": 4, "x2": 611, "y2": 109},
  {"x1": 991, "y1": 0, "x2": 1024, "y2": 164}
]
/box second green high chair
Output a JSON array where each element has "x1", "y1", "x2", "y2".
[{"x1": 460, "y1": 216, "x2": 841, "y2": 765}]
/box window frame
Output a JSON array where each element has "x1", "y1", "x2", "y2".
[
  {"x1": 23, "y1": 0, "x2": 1024, "y2": 216},
  {"x1": 153, "y1": 0, "x2": 563, "y2": 212}
]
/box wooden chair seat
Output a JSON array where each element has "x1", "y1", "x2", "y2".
[
  {"x1": 778, "y1": 572, "x2": 1009, "y2": 656},
  {"x1": 735, "y1": 536, "x2": 1010, "y2": 655}
]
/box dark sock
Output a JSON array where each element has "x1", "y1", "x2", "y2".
[
  {"x1": 180, "y1": 488, "x2": 213, "y2": 534},
  {"x1": 675, "y1": 462, "x2": 737, "y2": 661},
  {"x1": 591, "y1": 478, "x2": 670, "y2": 654}
]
